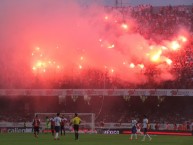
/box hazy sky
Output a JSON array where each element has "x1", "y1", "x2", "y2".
[
  {"x1": 114, "y1": 0, "x2": 193, "y2": 6},
  {"x1": 79, "y1": 0, "x2": 193, "y2": 6},
  {"x1": 1, "y1": 0, "x2": 192, "y2": 7}
]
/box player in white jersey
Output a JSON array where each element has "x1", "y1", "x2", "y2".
[
  {"x1": 130, "y1": 118, "x2": 138, "y2": 140},
  {"x1": 54, "y1": 113, "x2": 62, "y2": 140},
  {"x1": 142, "y1": 115, "x2": 152, "y2": 141}
]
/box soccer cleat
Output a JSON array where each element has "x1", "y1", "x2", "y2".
[{"x1": 130, "y1": 138, "x2": 132, "y2": 140}]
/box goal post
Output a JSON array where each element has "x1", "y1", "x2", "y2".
[{"x1": 35, "y1": 112, "x2": 95, "y2": 132}]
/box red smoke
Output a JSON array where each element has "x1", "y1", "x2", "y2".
[{"x1": 0, "y1": 0, "x2": 190, "y2": 88}]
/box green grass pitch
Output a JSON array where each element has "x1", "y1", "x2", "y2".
[{"x1": 0, "y1": 133, "x2": 192, "y2": 145}]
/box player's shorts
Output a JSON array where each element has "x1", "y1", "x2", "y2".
[
  {"x1": 73, "y1": 124, "x2": 79, "y2": 132},
  {"x1": 55, "y1": 126, "x2": 61, "y2": 133},
  {"x1": 34, "y1": 126, "x2": 39, "y2": 132},
  {"x1": 61, "y1": 125, "x2": 64, "y2": 130},
  {"x1": 131, "y1": 126, "x2": 137, "y2": 134},
  {"x1": 51, "y1": 125, "x2": 55, "y2": 130},
  {"x1": 143, "y1": 128, "x2": 147, "y2": 134}
]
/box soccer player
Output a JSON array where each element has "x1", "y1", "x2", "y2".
[
  {"x1": 130, "y1": 118, "x2": 137, "y2": 140},
  {"x1": 142, "y1": 115, "x2": 152, "y2": 141},
  {"x1": 60, "y1": 115, "x2": 67, "y2": 136},
  {"x1": 70, "y1": 113, "x2": 81, "y2": 140},
  {"x1": 32, "y1": 114, "x2": 40, "y2": 138},
  {"x1": 50, "y1": 116, "x2": 55, "y2": 136},
  {"x1": 54, "y1": 113, "x2": 61, "y2": 140},
  {"x1": 54, "y1": 113, "x2": 62, "y2": 140},
  {"x1": 45, "y1": 116, "x2": 50, "y2": 133},
  {"x1": 136, "y1": 123, "x2": 143, "y2": 135}
]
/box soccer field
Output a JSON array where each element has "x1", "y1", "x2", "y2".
[{"x1": 0, "y1": 133, "x2": 192, "y2": 145}]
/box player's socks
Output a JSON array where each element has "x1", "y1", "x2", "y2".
[
  {"x1": 75, "y1": 133, "x2": 79, "y2": 140},
  {"x1": 56, "y1": 133, "x2": 59, "y2": 138},
  {"x1": 135, "y1": 134, "x2": 137, "y2": 139},
  {"x1": 130, "y1": 134, "x2": 133, "y2": 140},
  {"x1": 148, "y1": 135, "x2": 152, "y2": 141},
  {"x1": 142, "y1": 135, "x2": 146, "y2": 141}
]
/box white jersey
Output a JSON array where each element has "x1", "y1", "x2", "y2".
[
  {"x1": 54, "y1": 116, "x2": 61, "y2": 126},
  {"x1": 131, "y1": 119, "x2": 137, "y2": 127},
  {"x1": 142, "y1": 118, "x2": 148, "y2": 128}
]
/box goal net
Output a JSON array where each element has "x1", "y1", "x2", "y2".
[{"x1": 35, "y1": 113, "x2": 95, "y2": 132}]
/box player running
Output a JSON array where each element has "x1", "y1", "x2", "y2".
[{"x1": 136, "y1": 123, "x2": 143, "y2": 135}]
